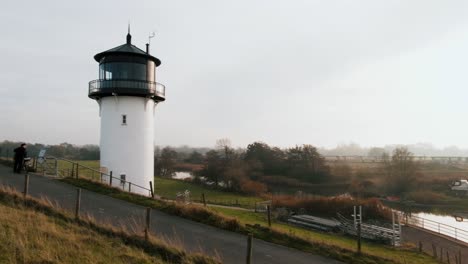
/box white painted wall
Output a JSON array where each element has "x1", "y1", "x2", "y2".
[{"x1": 99, "y1": 96, "x2": 155, "y2": 195}]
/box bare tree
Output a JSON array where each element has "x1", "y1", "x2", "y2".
[{"x1": 383, "y1": 147, "x2": 419, "y2": 195}]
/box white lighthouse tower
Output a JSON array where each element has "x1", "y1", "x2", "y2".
[{"x1": 88, "y1": 30, "x2": 165, "y2": 195}]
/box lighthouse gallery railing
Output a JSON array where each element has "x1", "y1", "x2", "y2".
[{"x1": 89, "y1": 79, "x2": 165, "y2": 98}]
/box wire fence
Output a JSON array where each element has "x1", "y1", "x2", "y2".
[{"x1": 36, "y1": 157, "x2": 154, "y2": 198}]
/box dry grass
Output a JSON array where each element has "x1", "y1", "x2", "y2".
[
  {"x1": 61, "y1": 178, "x2": 438, "y2": 264},
  {"x1": 0, "y1": 186, "x2": 219, "y2": 264},
  {"x1": 272, "y1": 194, "x2": 392, "y2": 220},
  {"x1": 404, "y1": 190, "x2": 451, "y2": 204}
]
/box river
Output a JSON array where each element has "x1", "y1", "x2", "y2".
[{"x1": 405, "y1": 211, "x2": 468, "y2": 243}]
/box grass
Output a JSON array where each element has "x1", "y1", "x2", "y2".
[
  {"x1": 56, "y1": 159, "x2": 100, "y2": 179},
  {"x1": 0, "y1": 186, "x2": 218, "y2": 264},
  {"x1": 155, "y1": 177, "x2": 264, "y2": 208},
  {"x1": 61, "y1": 177, "x2": 438, "y2": 264}
]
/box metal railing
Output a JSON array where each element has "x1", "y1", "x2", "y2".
[
  {"x1": 403, "y1": 214, "x2": 468, "y2": 243},
  {"x1": 41, "y1": 157, "x2": 154, "y2": 197},
  {"x1": 88, "y1": 79, "x2": 165, "y2": 98}
]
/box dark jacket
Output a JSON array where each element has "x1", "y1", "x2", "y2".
[{"x1": 14, "y1": 147, "x2": 27, "y2": 160}]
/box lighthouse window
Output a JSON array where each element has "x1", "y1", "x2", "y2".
[
  {"x1": 100, "y1": 62, "x2": 146, "y2": 81},
  {"x1": 122, "y1": 115, "x2": 127, "y2": 125}
]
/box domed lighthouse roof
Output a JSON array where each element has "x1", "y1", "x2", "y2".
[
  {"x1": 94, "y1": 32, "x2": 161, "y2": 66},
  {"x1": 88, "y1": 31, "x2": 165, "y2": 102}
]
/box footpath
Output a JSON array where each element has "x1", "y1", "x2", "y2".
[
  {"x1": 0, "y1": 165, "x2": 341, "y2": 264},
  {"x1": 403, "y1": 225, "x2": 468, "y2": 264}
]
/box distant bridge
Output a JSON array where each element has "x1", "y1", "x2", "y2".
[{"x1": 323, "y1": 156, "x2": 468, "y2": 164}]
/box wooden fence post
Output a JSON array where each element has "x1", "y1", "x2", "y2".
[
  {"x1": 357, "y1": 222, "x2": 362, "y2": 255},
  {"x1": 100, "y1": 172, "x2": 103, "y2": 183},
  {"x1": 128, "y1": 182, "x2": 132, "y2": 192},
  {"x1": 76, "y1": 163, "x2": 79, "y2": 179},
  {"x1": 267, "y1": 205, "x2": 272, "y2": 228},
  {"x1": 75, "y1": 188, "x2": 81, "y2": 219},
  {"x1": 202, "y1": 193, "x2": 206, "y2": 207},
  {"x1": 246, "y1": 233, "x2": 253, "y2": 264},
  {"x1": 54, "y1": 159, "x2": 58, "y2": 177},
  {"x1": 418, "y1": 241, "x2": 422, "y2": 253},
  {"x1": 23, "y1": 173, "x2": 29, "y2": 198},
  {"x1": 149, "y1": 181, "x2": 154, "y2": 199},
  {"x1": 109, "y1": 171, "x2": 113, "y2": 186},
  {"x1": 145, "y1": 207, "x2": 151, "y2": 241}
]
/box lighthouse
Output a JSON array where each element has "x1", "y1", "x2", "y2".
[{"x1": 88, "y1": 30, "x2": 165, "y2": 195}]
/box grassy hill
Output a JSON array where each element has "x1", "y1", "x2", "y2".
[
  {"x1": 0, "y1": 187, "x2": 217, "y2": 264},
  {"x1": 63, "y1": 177, "x2": 438, "y2": 264}
]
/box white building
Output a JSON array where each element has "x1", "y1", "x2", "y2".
[{"x1": 88, "y1": 31, "x2": 165, "y2": 195}]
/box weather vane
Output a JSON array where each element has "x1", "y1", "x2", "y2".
[{"x1": 148, "y1": 31, "x2": 156, "y2": 45}]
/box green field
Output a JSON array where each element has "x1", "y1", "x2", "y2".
[
  {"x1": 211, "y1": 207, "x2": 433, "y2": 264},
  {"x1": 154, "y1": 177, "x2": 264, "y2": 208},
  {"x1": 54, "y1": 159, "x2": 101, "y2": 180},
  {"x1": 52, "y1": 159, "x2": 265, "y2": 208}
]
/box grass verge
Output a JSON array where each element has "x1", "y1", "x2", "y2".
[
  {"x1": 0, "y1": 185, "x2": 218, "y2": 264},
  {"x1": 155, "y1": 177, "x2": 263, "y2": 208},
  {"x1": 61, "y1": 177, "x2": 437, "y2": 264}
]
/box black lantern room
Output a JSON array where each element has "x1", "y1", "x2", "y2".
[{"x1": 88, "y1": 31, "x2": 165, "y2": 102}]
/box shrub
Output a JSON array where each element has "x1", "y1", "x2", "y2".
[
  {"x1": 405, "y1": 190, "x2": 448, "y2": 204},
  {"x1": 239, "y1": 179, "x2": 268, "y2": 195},
  {"x1": 272, "y1": 194, "x2": 391, "y2": 220}
]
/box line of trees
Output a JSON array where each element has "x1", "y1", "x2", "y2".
[
  {"x1": 0, "y1": 141, "x2": 99, "y2": 160},
  {"x1": 154, "y1": 141, "x2": 422, "y2": 197},
  {"x1": 155, "y1": 139, "x2": 332, "y2": 195}
]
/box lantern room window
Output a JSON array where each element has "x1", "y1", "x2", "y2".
[{"x1": 99, "y1": 62, "x2": 147, "y2": 81}]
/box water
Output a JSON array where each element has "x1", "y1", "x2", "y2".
[
  {"x1": 407, "y1": 212, "x2": 468, "y2": 243},
  {"x1": 172, "y1": 171, "x2": 193, "y2": 180}
]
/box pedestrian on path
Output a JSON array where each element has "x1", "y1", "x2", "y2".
[{"x1": 13, "y1": 143, "x2": 27, "y2": 173}]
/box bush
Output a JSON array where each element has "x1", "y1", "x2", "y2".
[
  {"x1": 405, "y1": 190, "x2": 449, "y2": 204},
  {"x1": 239, "y1": 179, "x2": 267, "y2": 195},
  {"x1": 272, "y1": 194, "x2": 391, "y2": 220}
]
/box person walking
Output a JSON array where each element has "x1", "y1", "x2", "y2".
[{"x1": 13, "y1": 143, "x2": 27, "y2": 173}]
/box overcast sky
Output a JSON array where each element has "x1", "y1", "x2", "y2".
[{"x1": 1, "y1": 0, "x2": 468, "y2": 148}]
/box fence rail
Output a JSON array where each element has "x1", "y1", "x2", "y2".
[
  {"x1": 88, "y1": 79, "x2": 165, "y2": 99},
  {"x1": 39, "y1": 157, "x2": 153, "y2": 197},
  {"x1": 403, "y1": 214, "x2": 468, "y2": 243}
]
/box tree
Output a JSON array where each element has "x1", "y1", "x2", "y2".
[
  {"x1": 286, "y1": 144, "x2": 330, "y2": 183},
  {"x1": 202, "y1": 150, "x2": 223, "y2": 186},
  {"x1": 244, "y1": 142, "x2": 287, "y2": 176},
  {"x1": 185, "y1": 151, "x2": 204, "y2": 164},
  {"x1": 383, "y1": 147, "x2": 419, "y2": 195},
  {"x1": 216, "y1": 138, "x2": 234, "y2": 162},
  {"x1": 154, "y1": 147, "x2": 178, "y2": 178}
]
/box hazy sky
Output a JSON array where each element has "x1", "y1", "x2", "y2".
[{"x1": 2, "y1": 0, "x2": 468, "y2": 148}]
